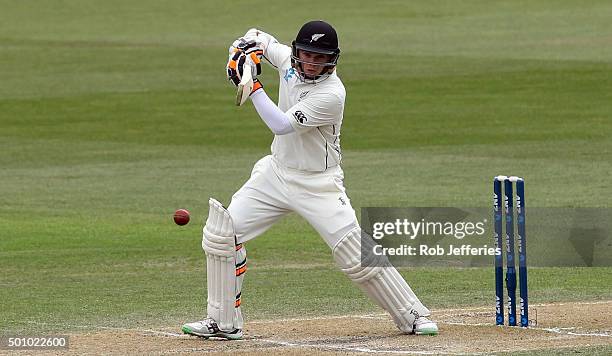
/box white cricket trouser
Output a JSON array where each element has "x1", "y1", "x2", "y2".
[
  {"x1": 222, "y1": 155, "x2": 432, "y2": 332},
  {"x1": 228, "y1": 155, "x2": 359, "y2": 248}
]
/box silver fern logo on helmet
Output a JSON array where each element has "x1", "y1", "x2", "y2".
[{"x1": 310, "y1": 34, "x2": 325, "y2": 42}]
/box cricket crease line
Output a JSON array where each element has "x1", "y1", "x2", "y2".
[
  {"x1": 258, "y1": 338, "x2": 610, "y2": 355},
  {"x1": 533, "y1": 327, "x2": 611, "y2": 338},
  {"x1": 166, "y1": 321, "x2": 612, "y2": 340},
  {"x1": 257, "y1": 338, "x2": 478, "y2": 355},
  {"x1": 442, "y1": 321, "x2": 611, "y2": 338}
]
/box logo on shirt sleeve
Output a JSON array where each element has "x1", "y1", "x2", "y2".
[
  {"x1": 293, "y1": 110, "x2": 307, "y2": 124},
  {"x1": 284, "y1": 68, "x2": 296, "y2": 82}
]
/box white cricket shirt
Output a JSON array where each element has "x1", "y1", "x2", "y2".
[{"x1": 246, "y1": 29, "x2": 346, "y2": 172}]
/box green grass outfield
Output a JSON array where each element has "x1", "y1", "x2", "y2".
[{"x1": 1, "y1": 0, "x2": 611, "y2": 341}]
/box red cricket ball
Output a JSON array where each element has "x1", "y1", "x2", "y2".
[{"x1": 173, "y1": 209, "x2": 190, "y2": 226}]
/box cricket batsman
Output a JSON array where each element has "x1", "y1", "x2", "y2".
[{"x1": 182, "y1": 20, "x2": 438, "y2": 339}]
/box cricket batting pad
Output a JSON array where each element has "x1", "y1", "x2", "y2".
[
  {"x1": 333, "y1": 228, "x2": 430, "y2": 333},
  {"x1": 202, "y1": 198, "x2": 246, "y2": 331}
]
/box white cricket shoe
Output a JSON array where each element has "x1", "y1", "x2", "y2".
[
  {"x1": 413, "y1": 316, "x2": 438, "y2": 335},
  {"x1": 182, "y1": 318, "x2": 243, "y2": 340}
]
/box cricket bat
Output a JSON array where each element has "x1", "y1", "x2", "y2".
[{"x1": 235, "y1": 61, "x2": 253, "y2": 106}]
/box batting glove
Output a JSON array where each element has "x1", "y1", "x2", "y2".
[{"x1": 227, "y1": 40, "x2": 263, "y2": 87}]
